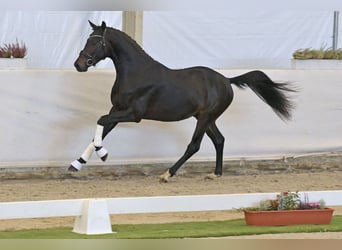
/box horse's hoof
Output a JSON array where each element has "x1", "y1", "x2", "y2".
[
  {"x1": 96, "y1": 147, "x2": 108, "y2": 162},
  {"x1": 159, "y1": 171, "x2": 171, "y2": 183},
  {"x1": 100, "y1": 153, "x2": 108, "y2": 162},
  {"x1": 69, "y1": 160, "x2": 82, "y2": 171},
  {"x1": 204, "y1": 173, "x2": 221, "y2": 180},
  {"x1": 68, "y1": 166, "x2": 79, "y2": 172},
  {"x1": 159, "y1": 178, "x2": 168, "y2": 183}
]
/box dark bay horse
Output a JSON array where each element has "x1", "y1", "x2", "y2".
[{"x1": 70, "y1": 21, "x2": 295, "y2": 182}]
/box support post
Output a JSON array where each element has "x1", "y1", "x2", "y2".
[
  {"x1": 122, "y1": 11, "x2": 143, "y2": 46},
  {"x1": 73, "y1": 199, "x2": 113, "y2": 235},
  {"x1": 332, "y1": 11, "x2": 339, "y2": 50}
]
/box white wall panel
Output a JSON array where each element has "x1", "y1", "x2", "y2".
[{"x1": 0, "y1": 69, "x2": 341, "y2": 166}]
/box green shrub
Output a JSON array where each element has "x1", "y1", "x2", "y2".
[{"x1": 293, "y1": 47, "x2": 342, "y2": 60}]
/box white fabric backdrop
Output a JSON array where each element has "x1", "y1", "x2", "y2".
[
  {"x1": 143, "y1": 11, "x2": 335, "y2": 69},
  {"x1": 1, "y1": 10, "x2": 342, "y2": 69},
  {"x1": 0, "y1": 11, "x2": 122, "y2": 69}
]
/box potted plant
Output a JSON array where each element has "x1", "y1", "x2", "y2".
[
  {"x1": 291, "y1": 47, "x2": 342, "y2": 69},
  {"x1": 0, "y1": 39, "x2": 27, "y2": 69},
  {"x1": 10, "y1": 39, "x2": 27, "y2": 58},
  {"x1": 0, "y1": 44, "x2": 12, "y2": 58},
  {"x1": 243, "y1": 191, "x2": 334, "y2": 226}
]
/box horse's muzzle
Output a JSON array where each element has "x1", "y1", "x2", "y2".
[{"x1": 74, "y1": 59, "x2": 88, "y2": 72}]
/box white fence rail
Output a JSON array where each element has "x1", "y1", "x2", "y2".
[{"x1": 1, "y1": 190, "x2": 342, "y2": 235}]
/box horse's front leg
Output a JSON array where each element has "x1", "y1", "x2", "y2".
[
  {"x1": 93, "y1": 107, "x2": 141, "y2": 147},
  {"x1": 69, "y1": 142, "x2": 95, "y2": 171},
  {"x1": 93, "y1": 122, "x2": 119, "y2": 161},
  {"x1": 70, "y1": 108, "x2": 141, "y2": 172},
  {"x1": 68, "y1": 123, "x2": 116, "y2": 171}
]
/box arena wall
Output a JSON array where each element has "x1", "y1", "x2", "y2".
[{"x1": 0, "y1": 69, "x2": 341, "y2": 168}]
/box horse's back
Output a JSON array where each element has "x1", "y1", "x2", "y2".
[
  {"x1": 173, "y1": 66, "x2": 234, "y2": 105},
  {"x1": 141, "y1": 65, "x2": 233, "y2": 121}
]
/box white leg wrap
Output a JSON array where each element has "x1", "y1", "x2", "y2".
[
  {"x1": 80, "y1": 142, "x2": 95, "y2": 162},
  {"x1": 70, "y1": 160, "x2": 83, "y2": 171},
  {"x1": 96, "y1": 147, "x2": 108, "y2": 159},
  {"x1": 94, "y1": 125, "x2": 104, "y2": 147}
]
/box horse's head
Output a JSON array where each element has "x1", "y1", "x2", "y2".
[{"x1": 74, "y1": 21, "x2": 108, "y2": 72}]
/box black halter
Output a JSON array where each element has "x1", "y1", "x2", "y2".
[{"x1": 80, "y1": 29, "x2": 107, "y2": 66}]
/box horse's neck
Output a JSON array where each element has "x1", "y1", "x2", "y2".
[{"x1": 107, "y1": 30, "x2": 158, "y2": 75}]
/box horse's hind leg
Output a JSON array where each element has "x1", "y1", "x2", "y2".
[
  {"x1": 204, "y1": 123, "x2": 225, "y2": 180},
  {"x1": 68, "y1": 123, "x2": 116, "y2": 171},
  {"x1": 159, "y1": 115, "x2": 209, "y2": 182}
]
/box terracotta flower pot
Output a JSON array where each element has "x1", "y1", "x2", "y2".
[{"x1": 244, "y1": 208, "x2": 334, "y2": 226}]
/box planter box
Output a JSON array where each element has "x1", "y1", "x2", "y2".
[
  {"x1": 244, "y1": 208, "x2": 334, "y2": 226},
  {"x1": 0, "y1": 58, "x2": 27, "y2": 69},
  {"x1": 291, "y1": 59, "x2": 342, "y2": 69}
]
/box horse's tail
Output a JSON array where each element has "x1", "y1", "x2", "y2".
[{"x1": 229, "y1": 70, "x2": 296, "y2": 121}]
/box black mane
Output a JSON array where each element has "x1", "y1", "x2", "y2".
[{"x1": 107, "y1": 27, "x2": 157, "y2": 66}]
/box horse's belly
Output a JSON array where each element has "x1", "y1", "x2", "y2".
[{"x1": 143, "y1": 97, "x2": 197, "y2": 122}]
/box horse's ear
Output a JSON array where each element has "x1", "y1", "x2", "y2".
[
  {"x1": 101, "y1": 21, "x2": 107, "y2": 30},
  {"x1": 88, "y1": 20, "x2": 97, "y2": 30}
]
